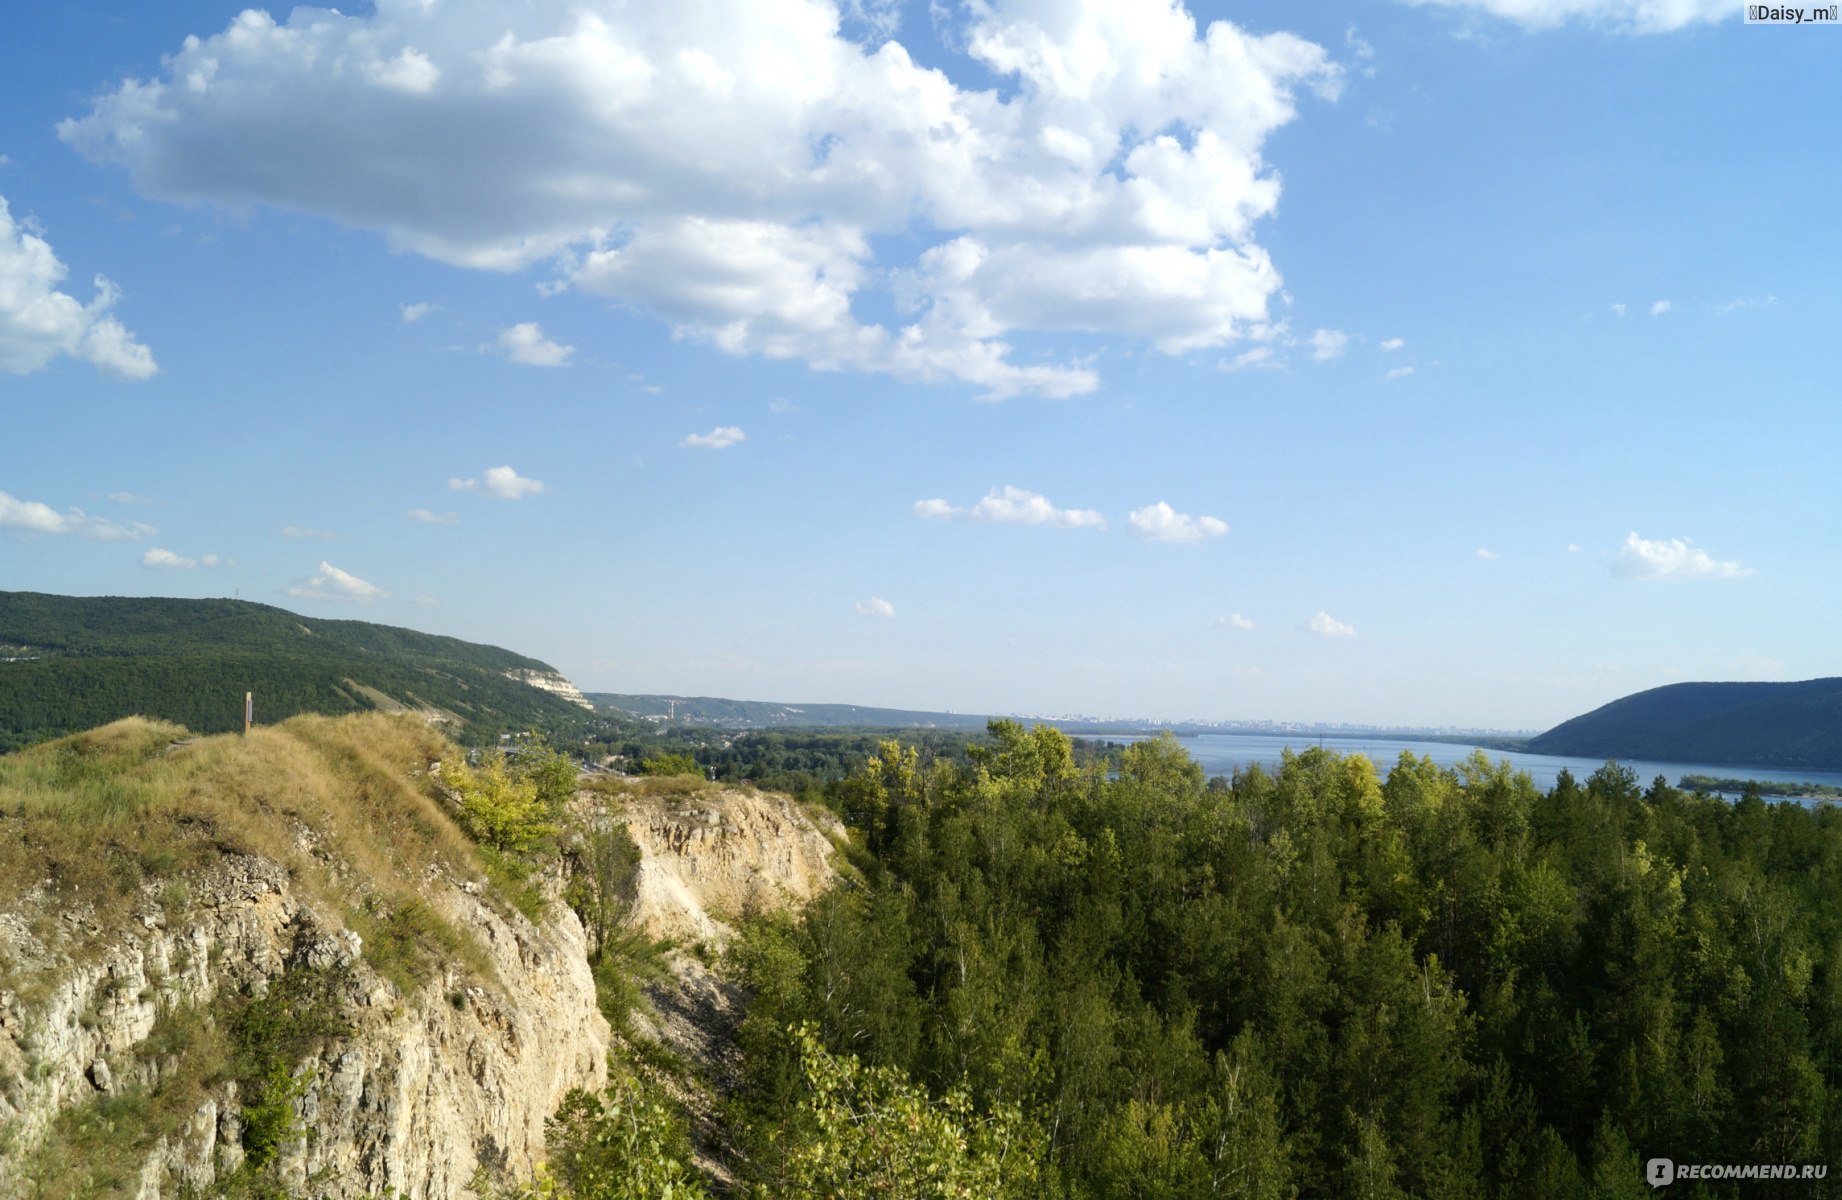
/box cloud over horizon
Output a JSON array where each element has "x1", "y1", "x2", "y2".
[
  {"x1": 0, "y1": 195, "x2": 158, "y2": 380},
  {"x1": 450, "y1": 465, "x2": 546, "y2": 500},
  {"x1": 143, "y1": 547, "x2": 219, "y2": 569},
  {"x1": 289, "y1": 560, "x2": 389, "y2": 601},
  {"x1": 915, "y1": 486, "x2": 1106, "y2": 529},
  {"x1": 680, "y1": 426, "x2": 747, "y2": 450},
  {"x1": 0, "y1": 489, "x2": 155, "y2": 540},
  {"x1": 59, "y1": 0, "x2": 1340, "y2": 397},
  {"x1": 1614, "y1": 532, "x2": 1751, "y2": 580},
  {"x1": 1308, "y1": 610, "x2": 1355, "y2": 638},
  {"x1": 488, "y1": 322, "x2": 574, "y2": 367},
  {"x1": 1128, "y1": 501, "x2": 1228, "y2": 543}
]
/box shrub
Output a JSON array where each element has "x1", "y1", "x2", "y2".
[
  {"x1": 448, "y1": 753, "x2": 555, "y2": 853},
  {"x1": 639, "y1": 753, "x2": 702, "y2": 779}
]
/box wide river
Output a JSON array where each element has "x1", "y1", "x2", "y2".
[{"x1": 1115, "y1": 731, "x2": 1842, "y2": 799}]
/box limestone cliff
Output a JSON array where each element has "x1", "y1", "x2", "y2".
[
  {"x1": 0, "y1": 720, "x2": 845, "y2": 1199},
  {"x1": 619, "y1": 786, "x2": 842, "y2": 947},
  {"x1": 502, "y1": 669, "x2": 595, "y2": 712},
  {"x1": 0, "y1": 716, "x2": 610, "y2": 1200},
  {"x1": 0, "y1": 856, "x2": 608, "y2": 1200}
]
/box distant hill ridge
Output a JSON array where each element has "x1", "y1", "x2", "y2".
[
  {"x1": 1530, "y1": 677, "x2": 1842, "y2": 769},
  {"x1": 587, "y1": 692, "x2": 996, "y2": 730},
  {"x1": 0, "y1": 591, "x2": 590, "y2": 751}
]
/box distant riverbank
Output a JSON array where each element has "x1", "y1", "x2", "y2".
[{"x1": 1113, "y1": 730, "x2": 1842, "y2": 802}]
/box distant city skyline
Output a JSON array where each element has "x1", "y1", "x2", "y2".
[{"x1": 3, "y1": 0, "x2": 1833, "y2": 730}]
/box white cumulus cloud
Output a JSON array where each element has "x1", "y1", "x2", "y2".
[
  {"x1": 488, "y1": 322, "x2": 573, "y2": 366},
  {"x1": 1308, "y1": 610, "x2": 1355, "y2": 638},
  {"x1": 0, "y1": 490, "x2": 154, "y2": 540},
  {"x1": 680, "y1": 426, "x2": 747, "y2": 450},
  {"x1": 1214, "y1": 612, "x2": 1255, "y2": 630},
  {"x1": 1385, "y1": 366, "x2": 1415, "y2": 380},
  {"x1": 1222, "y1": 345, "x2": 1282, "y2": 372},
  {"x1": 854, "y1": 596, "x2": 895, "y2": 618},
  {"x1": 1397, "y1": 0, "x2": 1731, "y2": 32},
  {"x1": 1310, "y1": 328, "x2": 1349, "y2": 360},
  {"x1": 290, "y1": 560, "x2": 389, "y2": 601},
  {"x1": 406, "y1": 508, "x2": 460, "y2": 524},
  {"x1": 1379, "y1": 337, "x2": 1404, "y2": 351},
  {"x1": 1476, "y1": 547, "x2": 1497, "y2": 561},
  {"x1": 143, "y1": 547, "x2": 219, "y2": 569},
  {"x1": 1650, "y1": 299, "x2": 1672, "y2": 316},
  {"x1": 400, "y1": 301, "x2": 437, "y2": 322},
  {"x1": 0, "y1": 195, "x2": 157, "y2": 379},
  {"x1": 1613, "y1": 532, "x2": 1751, "y2": 580},
  {"x1": 59, "y1": 0, "x2": 1340, "y2": 398},
  {"x1": 916, "y1": 486, "x2": 1105, "y2": 529},
  {"x1": 1128, "y1": 501, "x2": 1228, "y2": 543},
  {"x1": 450, "y1": 465, "x2": 546, "y2": 499}
]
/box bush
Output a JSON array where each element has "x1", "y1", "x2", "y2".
[
  {"x1": 639, "y1": 753, "x2": 702, "y2": 779},
  {"x1": 476, "y1": 1067, "x2": 709, "y2": 1200},
  {"x1": 765, "y1": 1023, "x2": 1041, "y2": 1200},
  {"x1": 448, "y1": 753, "x2": 555, "y2": 853}
]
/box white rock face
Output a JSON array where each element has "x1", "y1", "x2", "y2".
[
  {"x1": 503, "y1": 669, "x2": 594, "y2": 711},
  {"x1": 0, "y1": 854, "x2": 609, "y2": 1199},
  {"x1": 620, "y1": 789, "x2": 842, "y2": 947}
]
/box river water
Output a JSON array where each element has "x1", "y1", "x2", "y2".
[{"x1": 1119, "y1": 732, "x2": 1842, "y2": 800}]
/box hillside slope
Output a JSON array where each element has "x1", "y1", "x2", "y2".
[
  {"x1": 589, "y1": 691, "x2": 992, "y2": 730},
  {"x1": 1528, "y1": 677, "x2": 1842, "y2": 768},
  {"x1": 0, "y1": 713, "x2": 608, "y2": 1199},
  {"x1": 0, "y1": 591, "x2": 592, "y2": 750}
]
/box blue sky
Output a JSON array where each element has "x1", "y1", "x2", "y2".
[{"x1": 2, "y1": 0, "x2": 1834, "y2": 730}]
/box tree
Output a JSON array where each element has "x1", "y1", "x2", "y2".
[
  {"x1": 565, "y1": 817, "x2": 643, "y2": 965},
  {"x1": 767, "y1": 1023, "x2": 1043, "y2": 1200}
]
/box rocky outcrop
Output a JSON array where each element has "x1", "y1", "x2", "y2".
[
  {"x1": 619, "y1": 788, "x2": 842, "y2": 947},
  {"x1": 605, "y1": 786, "x2": 844, "y2": 1185},
  {"x1": 0, "y1": 762, "x2": 845, "y2": 1199},
  {"x1": 0, "y1": 854, "x2": 608, "y2": 1199},
  {"x1": 503, "y1": 669, "x2": 595, "y2": 711}
]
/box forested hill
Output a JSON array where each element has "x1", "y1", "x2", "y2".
[
  {"x1": 588, "y1": 692, "x2": 995, "y2": 730},
  {"x1": 0, "y1": 591, "x2": 590, "y2": 750},
  {"x1": 1529, "y1": 677, "x2": 1842, "y2": 768}
]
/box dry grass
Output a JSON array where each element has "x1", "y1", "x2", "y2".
[
  {"x1": 583, "y1": 773, "x2": 723, "y2": 804},
  {"x1": 0, "y1": 712, "x2": 493, "y2": 998}
]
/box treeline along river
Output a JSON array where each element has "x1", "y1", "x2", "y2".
[{"x1": 1145, "y1": 731, "x2": 1842, "y2": 800}]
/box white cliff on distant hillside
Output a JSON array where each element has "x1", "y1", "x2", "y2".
[{"x1": 503, "y1": 668, "x2": 595, "y2": 711}]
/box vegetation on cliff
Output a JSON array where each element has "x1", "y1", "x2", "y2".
[{"x1": 0, "y1": 712, "x2": 601, "y2": 1199}]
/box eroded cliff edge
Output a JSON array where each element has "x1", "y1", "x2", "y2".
[
  {"x1": 0, "y1": 716, "x2": 610, "y2": 1199},
  {"x1": 0, "y1": 716, "x2": 846, "y2": 1199}
]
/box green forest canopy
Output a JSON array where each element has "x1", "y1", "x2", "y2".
[{"x1": 711, "y1": 723, "x2": 1842, "y2": 1198}]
